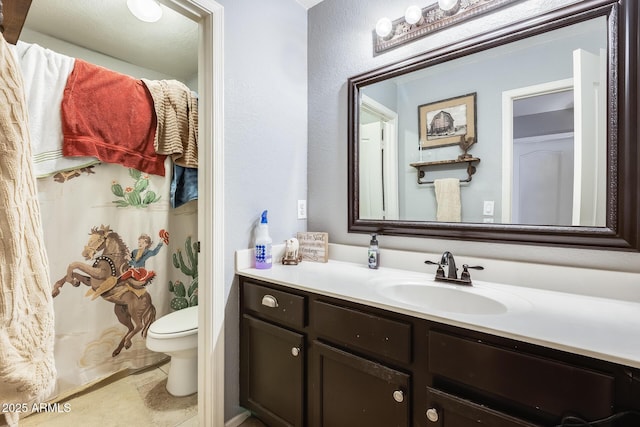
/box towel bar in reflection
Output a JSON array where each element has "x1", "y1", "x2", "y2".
[{"x1": 409, "y1": 156, "x2": 481, "y2": 185}]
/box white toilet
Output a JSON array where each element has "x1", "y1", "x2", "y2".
[{"x1": 146, "y1": 305, "x2": 198, "y2": 396}]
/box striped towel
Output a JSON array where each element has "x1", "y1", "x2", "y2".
[{"x1": 142, "y1": 79, "x2": 198, "y2": 168}]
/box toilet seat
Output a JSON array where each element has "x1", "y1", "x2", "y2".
[{"x1": 148, "y1": 305, "x2": 198, "y2": 339}]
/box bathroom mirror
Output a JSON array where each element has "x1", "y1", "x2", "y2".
[{"x1": 348, "y1": 0, "x2": 640, "y2": 251}]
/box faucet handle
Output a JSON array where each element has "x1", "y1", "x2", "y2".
[
  {"x1": 424, "y1": 260, "x2": 445, "y2": 278},
  {"x1": 460, "y1": 264, "x2": 484, "y2": 283}
]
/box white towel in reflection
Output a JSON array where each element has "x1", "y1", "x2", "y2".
[{"x1": 434, "y1": 178, "x2": 461, "y2": 222}]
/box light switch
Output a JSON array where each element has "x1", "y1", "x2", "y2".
[
  {"x1": 483, "y1": 200, "x2": 494, "y2": 216},
  {"x1": 297, "y1": 200, "x2": 307, "y2": 219}
]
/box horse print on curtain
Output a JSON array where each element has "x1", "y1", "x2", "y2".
[{"x1": 51, "y1": 225, "x2": 170, "y2": 357}]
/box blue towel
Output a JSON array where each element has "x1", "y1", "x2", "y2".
[{"x1": 171, "y1": 164, "x2": 198, "y2": 208}]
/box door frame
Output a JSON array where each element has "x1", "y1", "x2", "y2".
[
  {"x1": 501, "y1": 78, "x2": 573, "y2": 223},
  {"x1": 162, "y1": 0, "x2": 225, "y2": 426},
  {"x1": 360, "y1": 94, "x2": 399, "y2": 220}
]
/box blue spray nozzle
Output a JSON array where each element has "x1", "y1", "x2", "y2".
[{"x1": 261, "y1": 210, "x2": 268, "y2": 224}]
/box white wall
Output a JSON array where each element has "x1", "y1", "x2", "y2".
[
  {"x1": 307, "y1": 0, "x2": 640, "y2": 272},
  {"x1": 219, "y1": 0, "x2": 308, "y2": 420}
]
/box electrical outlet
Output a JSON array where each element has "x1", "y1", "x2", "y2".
[
  {"x1": 483, "y1": 200, "x2": 494, "y2": 216},
  {"x1": 297, "y1": 200, "x2": 307, "y2": 219},
  {"x1": 483, "y1": 218, "x2": 495, "y2": 223}
]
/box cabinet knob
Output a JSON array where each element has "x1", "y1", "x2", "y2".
[
  {"x1": 392, "y1": 390, "x2": 404, "y2": 403},
  {"x1": 426, "y1": 408, "x2": 439, "y2": 422},
  {"x1": 261, "y1": 294, "x2": 279, "y2": 308},
  {"x1": 291, "y1": 347, "x2": 300, "y2": 357}
]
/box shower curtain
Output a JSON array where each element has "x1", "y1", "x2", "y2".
[
  {"x1": 38, "y1": 159, "x2": 198, "y2": 399},
  {"x1": 4, "y1": 39, "x2": 200, "y2": 403}
]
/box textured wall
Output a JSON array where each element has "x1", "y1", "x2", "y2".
[
  {"x1": 307, "y1": 0, "x2": 640, "y2": 272},
  {"x1": 220, "y1": 0, "x2": 308, "y2": 420}
]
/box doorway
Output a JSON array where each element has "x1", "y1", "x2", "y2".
[
  {"x1": 359, "y1": 95, "x2": 399, "y2": 220},
  {"x1": 502, "y1": 47, "x2": 607, "y2": 227},
  {"x1": 502, "y1": 79, "x2": 574, "y2": 224}
]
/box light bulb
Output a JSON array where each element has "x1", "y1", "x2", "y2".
[
  {"x1": 375, "y1": 17, "x2": 393, "y2": 38},
  {"x1": 438, "y1": 0, "x2": 459, "y2": 12},
  {"x1": 404, "y1": 5, "x2": 422, "y2": 25},
  {"x1": 127, "y1": 0, "x2": 163, "y2": 23}
]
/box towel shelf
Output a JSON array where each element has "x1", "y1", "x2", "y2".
[{"x1": 409, "y1": 157, "x2": 480, "y2": 185}]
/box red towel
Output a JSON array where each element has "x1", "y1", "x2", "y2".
[{"x1": 61, "y1": 59, "x2": 166, "y2": 176}]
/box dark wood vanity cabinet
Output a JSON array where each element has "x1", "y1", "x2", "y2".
[
  {"x1": 241, "y1": 315, "x2": 305, "y2": 427},
  {"x1": 312, "y1": 340, "x2": 410, "y2": 427},
  {"x1": 310, "y1": 300, "x2": 412, "y2": 427},
  {"x1": 240, "y1": 282, "x2": 307, "y2": 427},
  {"x1": 426, "y1": 331, "x2": 617, "y2": 427},
  {"x1": 240, "y1": 277, "x2": 640, "y2": 427}
]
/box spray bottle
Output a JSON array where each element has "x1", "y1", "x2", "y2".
[{"x1": 255, "y1": 210, "x2": 272, "y2": 269}]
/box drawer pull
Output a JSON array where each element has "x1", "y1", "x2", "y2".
[
  {"x1": 261, "y1": 294, "x2": 279, "y2": 308},
  {"x1": 291, "y1": 347, "x2": 300, "y2": 357},
  {"x1": 426, "y1": 408, "x2": 439, "y2": 422},
  {"x1": 393, "y1": 390, "x2": 404, "y2": 403}
]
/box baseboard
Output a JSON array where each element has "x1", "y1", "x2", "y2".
[{"x1": 225, "y1": 410, "x2": 251, "y2": 427}]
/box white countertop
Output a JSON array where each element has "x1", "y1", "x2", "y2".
[{"x1": 235, "y1": 245, "x2": 640, "y2": 369}]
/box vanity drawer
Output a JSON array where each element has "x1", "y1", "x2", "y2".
[
  {"x1": 428, "y1": 331, "x2": 615, "y2": 420},
  {"x1": 312, "y1": 300, "x2": 412, "y2": 364},
  {"x1": 425, "y1": 386, "x2": 540, "y2": 427},
  {"x1": 243, "y1": 281, "x2": 306, "y2": 329}
]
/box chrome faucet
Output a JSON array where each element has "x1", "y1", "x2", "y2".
[
  {"x1": 440, "y1": 251, "x2": 458, "y2": 279},
  {"x1": 424, "y1": 251, "x2": 484, "y2": 285}
]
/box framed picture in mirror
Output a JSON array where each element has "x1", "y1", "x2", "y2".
[{"x1": 418, "y1": 92, "x2": 476, "y2": 149}]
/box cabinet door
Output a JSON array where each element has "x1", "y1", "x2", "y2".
[
  {"x1": 241, "y1": 315, "x2": 305, "y2": 427},
  {"x1": 311, "y1": 340, "x2": 410, "y2": 427},
  {"x1": 425, "y1": 387, "x2": 541, "y2": 427}
]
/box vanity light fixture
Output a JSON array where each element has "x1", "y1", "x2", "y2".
[
  {"x1": 127, "y1": 0, "x2": 163, "y2": 23},
  {"x1": 375, "y1": 17, "x2": 393, "y2": 38},
  {"x1": 438, "y1": 0, "x2": 461, "y2": 14},
  {"x1": 373, "y1": 0, "x2": 519, "y2": 55},
  {"x1": 404, "y1": 5, "x2": 423, "y2": 26}
]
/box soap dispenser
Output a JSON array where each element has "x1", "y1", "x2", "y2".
[
  {"x1": 368, "y1": 233, "x2": 380, "y2": 269},
  {"x1": 255, "y1": 210, "x2": 272, "y2": 269}
]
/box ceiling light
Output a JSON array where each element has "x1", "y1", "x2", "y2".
[
  {"x1": 375, "y1": 17, "x2": 393, "y2": 38},
  {"x1": 404, "y1": 5, "x2": 423, "y2": 25},
  {"x1": 127, "y1": 0, "x2": 163, "y2": 23}
]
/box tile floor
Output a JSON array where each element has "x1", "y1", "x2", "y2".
[
  {"x1": 12, "y1": 360, "x2": 197, "y2": 427},
  {"x1": 2, "y1": 361, "x2": 267, "y2": 427}
]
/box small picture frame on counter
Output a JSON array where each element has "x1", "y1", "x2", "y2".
[{"x1": 296, "y1": 232, "x2": 329, "y2": 263}]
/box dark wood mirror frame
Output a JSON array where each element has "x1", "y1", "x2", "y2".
[{"x1": 348, "y1": 0, "x2": 640, "y2": 251}]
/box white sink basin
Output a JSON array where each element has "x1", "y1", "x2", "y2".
[{"x1": 376, "y1": 280, "x2": 529, "y2": 315}]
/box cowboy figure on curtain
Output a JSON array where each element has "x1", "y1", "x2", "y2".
[
  {"x1": 90, "y1": 229, "x2": 170, "y2": 297},
  {"x1": 121, "y1": 231, "x2": 169, "y2": 283}
]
